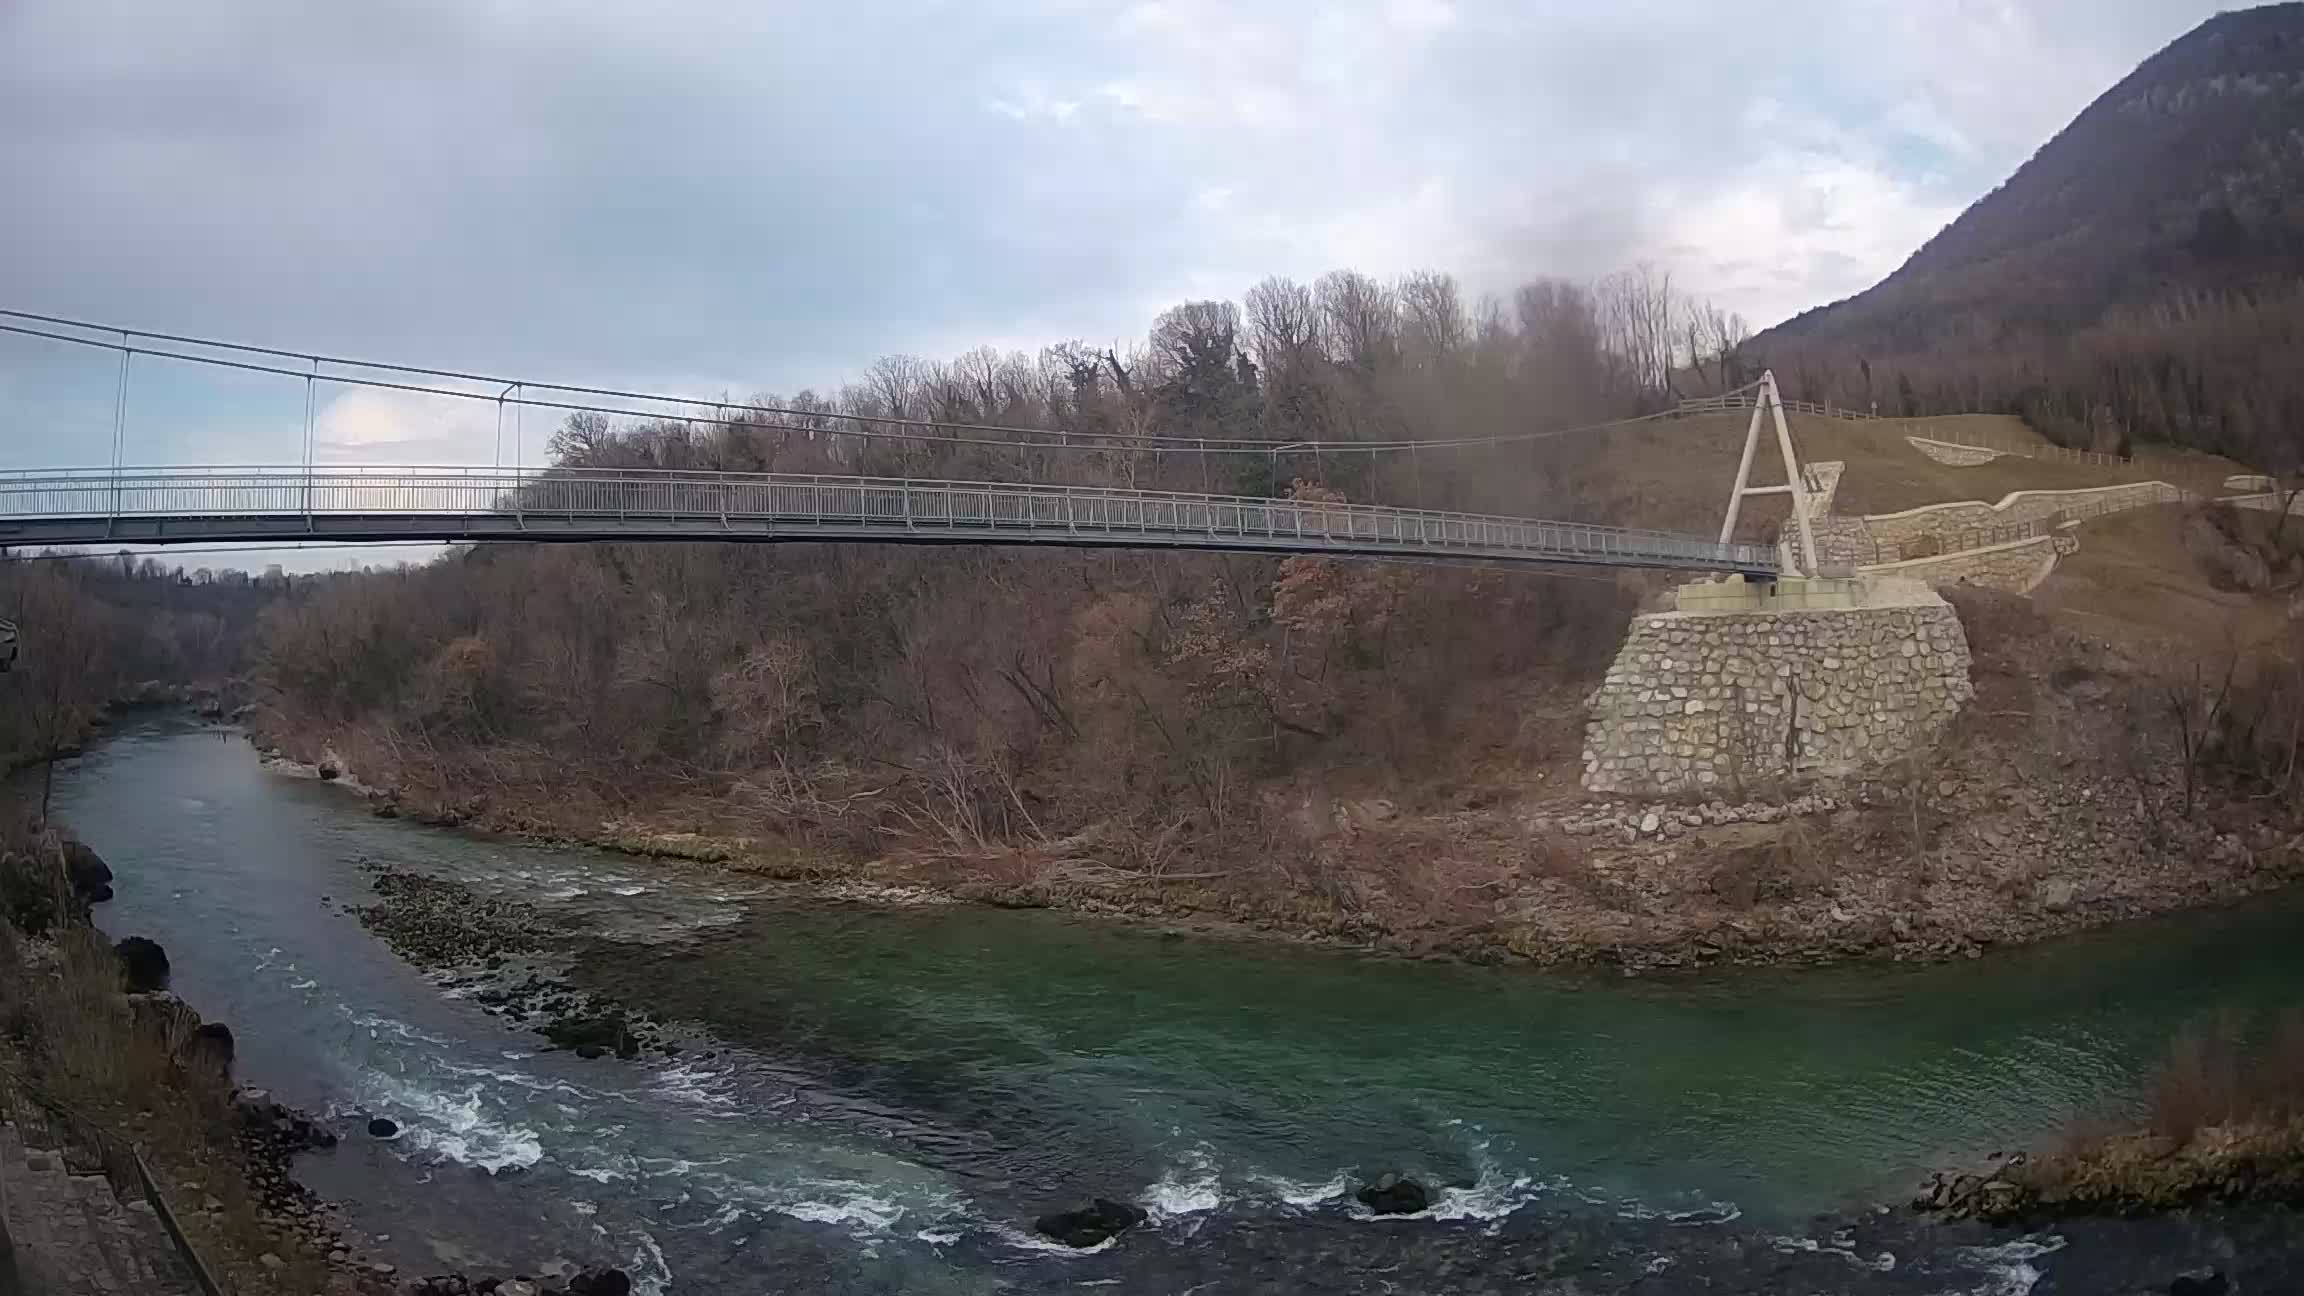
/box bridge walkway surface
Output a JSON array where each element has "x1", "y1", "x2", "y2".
[{"x1": 0, "y1": 466, "x2": 1781, "y2": 576}]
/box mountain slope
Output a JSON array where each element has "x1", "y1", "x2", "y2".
[{"x1": 1750, "y1": 3, "x2": 2304, "y2": 461}]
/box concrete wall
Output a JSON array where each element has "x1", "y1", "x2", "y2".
[
  {"x1": 1907, "y1": 437, "x2": 2004, "y2": 467},
  {"x1": 2225, "y1": 490, "x2": 2299, "y2": 515},
  {"x1": 1856, "y1": 534, "x2": 2060, "y2": 595},
  {"x1": 1582, "y1": 593, "x2": 1974, "y2": 796}
]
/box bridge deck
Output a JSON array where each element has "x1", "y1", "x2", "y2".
[{"x1": 0, "y1": 467, "x2": 1778, "y2": 574}]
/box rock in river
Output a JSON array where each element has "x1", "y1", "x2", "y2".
[
  {"x1": 368, "y1": 1116, "x2": 400, "y2": 1138},
  {"x1": 569, "y1": 1267, "x2": 634, "y2": 1296},
  {"x1": 63, "y1": 840, "x2": 113, "y2": 904},
  {"x1": 542, "y1": 1013, "x2": 640, "y2": 1060},
  {"x1": 114, "y1": 935, "x2": 170, "y2": 992},
  {"x1": 1033, "y1": 1198, "x2": 1149, "y2": 1248},
  {"x1": 1356, "y1": 1172, "x2": 1431, "y2": 1215}
]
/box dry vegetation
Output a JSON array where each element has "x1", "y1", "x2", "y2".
[
  {"x1": 0, "y1": 821, "x2": 352, "y2": 1295},
  {"x1": 0, "y1": 557, "x2": 273, "y2": 775},
  {"x1": 240, "y1": 262, "x2": 2304, "y2": 971},
  {"x1": 2003, "y1": 1013, "x2": 2304, "y2": 1213},
  {"x1": 250, "y1": 264, "x2": 1750, "y2": 946}
]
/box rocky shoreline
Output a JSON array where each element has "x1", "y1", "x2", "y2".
[
  {"x1": 1914, "y1": 1120, "x2": 2304, "y2": 1225},
  {"x1": 30, "y1": 834, "x2": 637, "y2": 1296},
  {"x1": 348, "y1": 864, "x2": 682, "y2": 1062},
  {"x1": 354, "y1": 778, "x2": 2304, "y2": 977}
]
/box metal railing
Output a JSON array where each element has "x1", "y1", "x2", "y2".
[
  {"x1": 0, "y1": 1064, "x2": 227, "y2": 1296},
  {"x1": 0, "y1": 465, "x2": 1780, "y2": 574}
]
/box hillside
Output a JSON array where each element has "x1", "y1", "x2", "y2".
[
  {"x1": 1547, "y1": 411, "x2": 2241, "y2": 535},
  {"x1": 1749, "y1": 3, "x2": 2304, "y2": 463}
]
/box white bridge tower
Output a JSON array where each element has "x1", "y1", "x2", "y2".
[{"x1": 1715, "y1": 370, "x2": 1818, "y2": 578}]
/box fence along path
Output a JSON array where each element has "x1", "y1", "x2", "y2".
[{"x1": 1673, "y1": 393, "x2": 2133, "y2": 468}]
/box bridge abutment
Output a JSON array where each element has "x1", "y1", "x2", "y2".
[{"x1": 1580, "y1": 577, "x2": 1974, "y2": 797}]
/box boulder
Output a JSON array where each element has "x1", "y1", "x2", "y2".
[
  {"x1": 114, "y1": 936, "x2": 171, "y2": 992},
  {"x1": 368, "y1": 1117, "x2": 400, "y2": 1138},
  {"x1": 1977, "y1": 1179, "x2": 2022, "y2": 1220},
  {"x1": 62, "y1": 841, "x2": 114, "y2": 904},
  {"x1": 2170, "y1": 1271, "x2": 2229, "y2": 1296},
  {"x1": 187, "y1": 1022, "x2": 236, "y2": 1076},
  {"x1": 1032, "y1": 1197, "x2": 1148, "y2": 1248},
  {"x1": 126, "y1": 990, "x2": 201, "y2": 1042},
  {"x1": 1355, "y1": 1172, "x2": 1430, "y2": 1215},
  {"x1": 234, "y1": 1089, "x2": 282, "y2": 1130},
  {"x1": 542, "y1": 1015, "x2": 638, "y2": 1059},
  {"x1": 568, "y1": 1268, "x2": 633, "y2": 1296}
]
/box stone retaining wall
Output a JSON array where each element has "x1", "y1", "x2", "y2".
[
  {"x1": 1856, "y1": 535, "x2": 2060, "y2": 595},
  {"x1": 1863, "y1": 482, "x2": 2182, "y2": 548},
  {"x1": 1582, "y1": 595, "x2": 1973, "y2": 796},
  {"x1": 1810, "y1": 515, "x2": 1878, "y2": 566}
]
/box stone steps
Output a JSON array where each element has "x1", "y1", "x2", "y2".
[{"x1": 1, "y1": 1119, "x2": 198, "y2": 1295}]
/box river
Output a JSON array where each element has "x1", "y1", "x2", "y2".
[{"x1": 51, "y1": 718, "x2": 2304, "y2": 1293}]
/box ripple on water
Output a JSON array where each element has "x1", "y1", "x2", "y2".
[
  {"x1": 1249, "y1": 1170, "x2": 1352, "y2": 1209},
  {"x1": 337, "y1": 1005, "x2": 456, "y2": 1048},
  {"x1": 1141, "y1": 1144, "x2": 1225, "y2": 1223},
  {"x1": 1947, "y1": 1236, "x2": 2065, "y2": 1296},
  {"x1": 649, "y1": 1059, "x2": 744, "y2": 1112},
  {"x1": 358, "y1": 1070, "x2": 545, "y2": 1173}
]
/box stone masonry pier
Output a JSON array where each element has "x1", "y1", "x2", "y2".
[{"x1": 1581, "y1": 577, "x2": 1974, "y2": 796}]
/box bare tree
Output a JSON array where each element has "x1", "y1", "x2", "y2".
[
  {"x1": 1594, "y1": 263, "x2": 1680, "y2": 403},
  {"x1": 1684, "y1": 300, "x2": 1751, "y2": 393},
  {"x1": 2166, "y1": 652, "x2": 2240, "y2": 817},
  {"x1": 1397, "y1": 270, "x2": 1469, "y2": 370},
  {"x1": 1316, "y1": 270, "x2": 1399, "y2": 374},
  {"x1": 1244, "y1": 277, "x2": 1319, "y2": 378},
  {"x1": 1245, "y1": 276, "x2": 1324, "y2": 435}
]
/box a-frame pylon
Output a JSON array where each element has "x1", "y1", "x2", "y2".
[{"x1": 1715, "y1": 370, "x2": 1818, "y2": 578}]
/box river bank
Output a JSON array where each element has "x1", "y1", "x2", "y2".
[
  {"x1": 0, "y1": 806, "x2": 640, "y2": 1296},
  {"x1": 47, "y1": 717, "x2": 2304, "y2": 1293},
  {"x1": 250, "y1": 696, "x2": 2304, "y2": 978}
]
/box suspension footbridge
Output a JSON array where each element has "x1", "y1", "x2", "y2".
[{"x1": 0, "y1": 311, "x2": 1787, "y2": 577}]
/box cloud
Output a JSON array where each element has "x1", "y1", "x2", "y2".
[
  {"x1": 313, "y1": 389, "x2": 508, "y2": 467},
  {"x1": 0, "y1": 0, "x2": 2231, "y2": 483}
]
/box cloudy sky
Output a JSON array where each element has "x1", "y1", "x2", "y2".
[{"x1": 0, "y1": 0, "x2": 2228, "y2": 526}]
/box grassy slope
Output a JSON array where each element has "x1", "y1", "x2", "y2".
[
  {"x1": 1537, "y1": 412, "x2": 2247, "y2": 540},
  {"x1": 2032, "y1": 504, "x2": 2290, "y2": 654}
]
